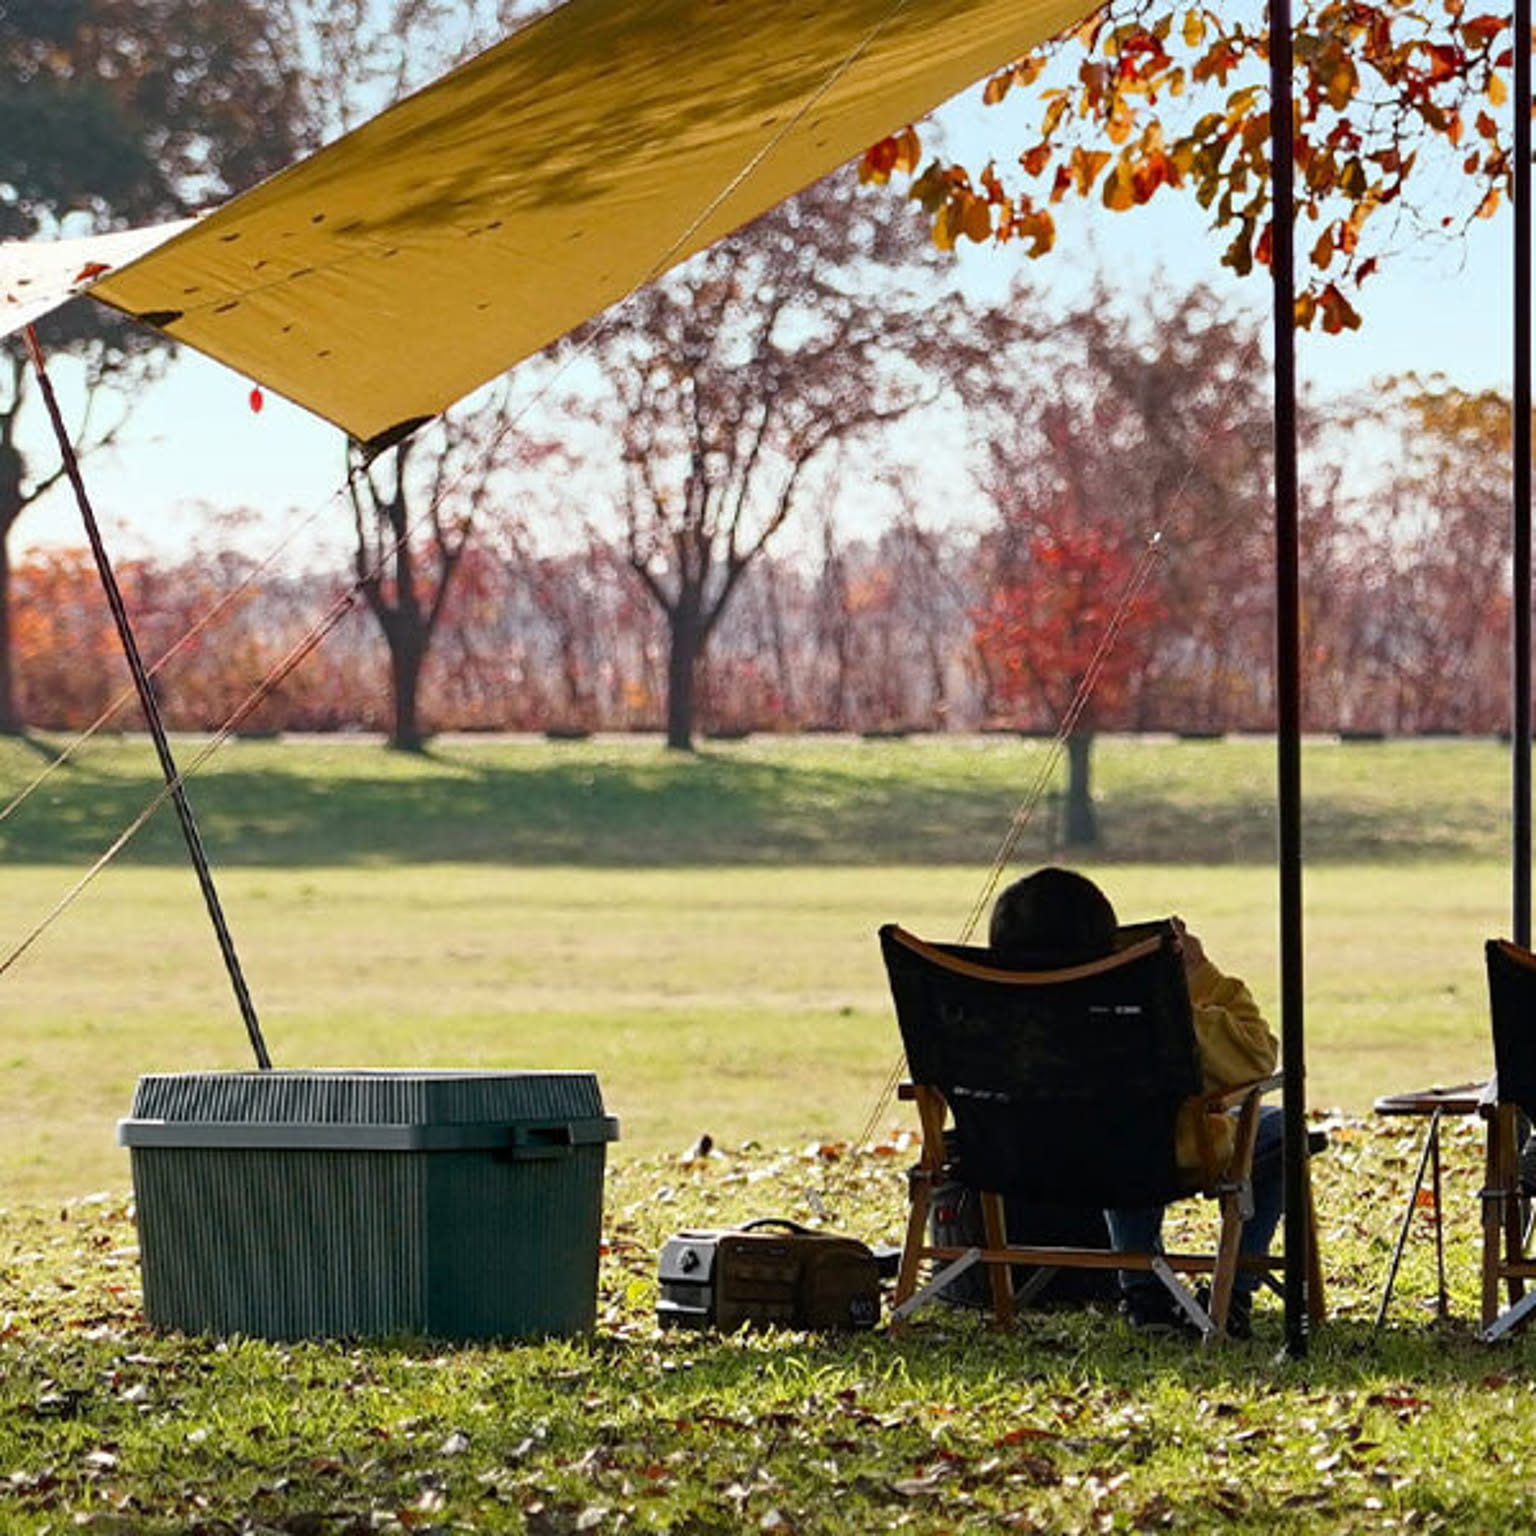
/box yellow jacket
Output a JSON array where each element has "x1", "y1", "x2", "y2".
[{"x1": 1174, "y1": 956, "x2": 1279, "y2": 1184}]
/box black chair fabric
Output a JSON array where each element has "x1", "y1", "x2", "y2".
[
  {"x1": 880, "y1": 923, "x2": 1202, "y2": 1210},
  {"x1": 1487, "y1": 939, "x2": 1536, "y2": 1121}
]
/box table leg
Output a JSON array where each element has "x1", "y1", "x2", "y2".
[
  {"x1": 1375, "y1": 1108, "x2": 1441, "y2": 1331},
  {"x1": 1432, "y1": 1111, "x2": 1447, "y2": 1320}
]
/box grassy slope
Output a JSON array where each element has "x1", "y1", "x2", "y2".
[{"x1": 0, "y1": 735, "x2": 1515, "y2": 1201}]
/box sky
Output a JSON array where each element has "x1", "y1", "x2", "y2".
[{"x1": 10, "y1": 45, "x2": 1524, "y2": 570}]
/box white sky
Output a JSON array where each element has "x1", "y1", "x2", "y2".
[{"x1": 11, "y1": 61, "x2": 1522, "y2": 569}]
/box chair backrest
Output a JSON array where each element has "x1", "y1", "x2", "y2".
[
  {"x1": 880, "y1": 921, "x2": 1201, "y2": 1209},
  {"x1": 1487, "y1": 939, "x2": 1536, "y2": 1118}
]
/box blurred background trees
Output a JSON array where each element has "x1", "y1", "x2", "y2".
[{"x1": 0, "y1": 0, "x2": 322, "y2": 732}]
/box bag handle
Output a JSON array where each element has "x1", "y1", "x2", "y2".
[{"x1": 737, "y1": 1217, "x2": 816, "y2": 1236}]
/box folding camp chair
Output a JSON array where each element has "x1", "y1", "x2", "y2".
[
  {"x1": 880, "y1": 921, "x2": 1323, "y2": 1344},
  {"x1": 1479, "y1": 939, "x2": 1536, "y2": 1339}
]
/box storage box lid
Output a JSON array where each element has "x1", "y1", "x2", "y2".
[{"x1": 120, "y1": 1070, "x2": 618, "y2": 1152}]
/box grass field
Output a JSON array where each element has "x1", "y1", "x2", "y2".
[
  {"x1": 5, "y1": 1119, "x2": 1536, "y2": 1533},
  {"x1": 2, "y1": 734, "x2": 1534, "y2": 1532},
  {"x1": 0, "y1": 733, "x2": 1519, "y2": 1202}
]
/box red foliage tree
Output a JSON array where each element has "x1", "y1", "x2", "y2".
[{"x1": 974, "y1": 515, "x2": 1164, "y2": 843}]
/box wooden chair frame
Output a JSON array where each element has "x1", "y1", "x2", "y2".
[
  {"x1": 1479, "y1": 1098, "x2": 1536, "y2": 1339},
  {"x1": 1481, "y1": 941, "x2": 1536, "y2": 1340},
  {"x1": 892, "y1": 1076, "x2": 1325, "y2": 1345}
]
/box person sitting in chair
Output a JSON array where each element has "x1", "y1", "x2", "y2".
[{"x1": 989, "y1": 866, "x2": 1282, "y2": 1338}]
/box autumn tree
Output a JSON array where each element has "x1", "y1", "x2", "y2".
[
  {"x1": 347, "y1": 386, "x2": 554, "y2": 750},
  {"x1": 864, "y1": 0, "x2": 1518, "y2": 332},
  {"x1": 971, "y1": 280, "x2": 1275, "y2": 839},
  {"x1": 976, "y1": 519, "x2": 1164, "y2": 843},
  {"x1": 551, "y1": 176, "x2": 955, "y2": 751},
  {"x1": 1303, "y1": 379, "x2": 1512, "y2": 731}
]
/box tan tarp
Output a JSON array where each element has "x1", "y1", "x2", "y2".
[{"x1": 67, "y1": 0, "x2": 1087, "y2": 447}]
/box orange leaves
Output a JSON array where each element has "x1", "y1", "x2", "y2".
[
  {"x1": 1461, "y1": 12, "x2": 1505, "y2": 47},
  {"x1": 1131, "y1": 148, "x2": 1179, "y2": 202},
  {"x1": 1295, "y1": 282, "x2": 1362, "y2": 332},
  {"x1": 1070, "y1": 146, "x2": 1112, "y2": 197},
  {"x1": 858, "y1": 126, "x2": 922, "y2": 186},
  {"x1": 864, "y1": 0, "x2": 1506, "y2": 347},
  {"x1": 1020, "y1": 143, "x2": 1052, "y2": 177},
  {"x1": 1223, "y1": 220, "x2": 1257, "y2": 277},
  {"x1": 1102, "y1": 157, "x2": 1137, "y2": 211},
  {"x1": 71, "y1": 261, "x2": 110, "y2": 285},
  {"x1": 1422, "y1": 41, "x2": 1466, "y2": 81},
  {"x1": 983, "y1": 56, "x2": 1048, "y2": 106},
  {"x1": 960, "y1": 193, "x2": 994, "y2": 243},
  {"x1": 1005, "y1": 204, "x2": 1057, "y2": 257},
  {"x1": 1326, "y1": 55, "x2": 1358, "y2": 111},
  {"x1": 922, "y1": 179, "x2": 995, "y2": 250},
  {"x1": 1318, "y1": 283, "x2": 1362, "y2": 333},
  {"x1": 1191, "y1": 39, "x2": 1240, "y2": 85}
]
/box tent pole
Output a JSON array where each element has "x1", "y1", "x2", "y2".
[
  {"x1": 1515, "y1": 0, "x2": 1531, "y2": 951},
  {"x1": 21, "y1": 328, "x2": 272, "y2": 1071},
  {"x1": 1268, "y1": 0, "x2": 1308, "y2": 1357}
]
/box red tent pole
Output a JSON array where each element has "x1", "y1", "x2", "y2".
[
  {"x1": 1514, "y1": 0, "x2": 1531, "y2": 950},
  {"x1": 1268, "y1": 0, "x2": 1309, "y2": 1358}
]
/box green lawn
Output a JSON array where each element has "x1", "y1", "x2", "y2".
[
  {"x1": 0, "y1": 731, "x2": 1515, "y2": 867},
  {"x1": 4, "y1": 1119, "x2": 1536, "y2": 1533},
  {"x1": 0, "y1": 735, "x2": 1518, "y2": 1201},
  {"x1": 2, "y1": 736, "x2": 1532, "y2": 1532}
]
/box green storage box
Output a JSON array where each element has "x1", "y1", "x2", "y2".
[{"x1": 118, "y1": 1070, "x2": 619, "y2": 1341}]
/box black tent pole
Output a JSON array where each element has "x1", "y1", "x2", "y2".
[
  {"x1": 1515, "y1": 0, "x2": 1531, "y2": 951},
  {"x1": 22, "y1": 327, "x2": 272, "y2": 1071},
  {"x1": 1268, "y1": 0, "x2": 1309, "y2": 1357}
]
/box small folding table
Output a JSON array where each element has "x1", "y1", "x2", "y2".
[{"x1": 1372, "y1": 1082, "x2": 1487, "y2": 1328}]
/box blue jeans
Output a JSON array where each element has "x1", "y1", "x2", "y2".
[{"x1": 1106, "y1": 1105, "x2": 1285, "y2": 1298}]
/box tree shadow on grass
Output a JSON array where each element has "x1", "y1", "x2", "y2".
[{"x1": 0, "y1": 745, "x2": 1506, "y2": 867}]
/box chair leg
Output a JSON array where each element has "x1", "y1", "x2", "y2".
[
  {"x1": 1504, "y1": 1120, "x2": 1528, "y2": 1313},
  {"x1": 1207, "y1": 1090, "x2": 1264, "y2": 1343},
  {"x1": 1303, "y1": 1153, "x2": 1326, "y2": 1325},
  {"x1": 893, "y1": 1084, "x2": 950, "y2": 1327},
  {"x1": 1207, "y1": 1191, "x2": 1243, "y2": 1344},
  {"x1": 893, "y1": 1173, "x2": 932, "y2": 1317},
  {"x1": 1482, "y1": 1109, "x2": 1513, "y2": 1330},
  {"x1": 979, "y1": 1191, "x2": 1015, "y2": 1327}
]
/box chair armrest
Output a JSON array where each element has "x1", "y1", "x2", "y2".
[
  {"x1": 1183, "y1": 1073, "x2": 1282, "y2": 1193},
  {"x1": 1198, "y1": 1072, "x2": 1284, "y2": 1112}
]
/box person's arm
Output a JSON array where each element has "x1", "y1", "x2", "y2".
[{"x1": 1172, "y1": 918, "x2": 1279, "y2": 1091}]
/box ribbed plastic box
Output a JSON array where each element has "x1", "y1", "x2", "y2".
[{"x1": 118, "y1": 1070, "x2": 619, "y2": 1341}]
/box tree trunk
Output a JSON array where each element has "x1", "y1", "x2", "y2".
[
  {"x1": 1064, "y1": 729, "x2": 1099, "y2": 846},
  {"x1": 666, "y1": 613, "x2": 703, "y2": 751},
  {"x1": 0, "y1": 443, "x2": 20, "y2": 735},
  {"x1": 389, "y1": 624, "x2": 427, "y2": 751}
]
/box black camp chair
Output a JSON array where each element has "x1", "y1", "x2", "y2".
[
  {"x1": 1480, "y1": 939, "x2": 1536, "y2": 1339},
  {"x1": 880, "y1": 921, "x2": 1323, "y2": 1343}
]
